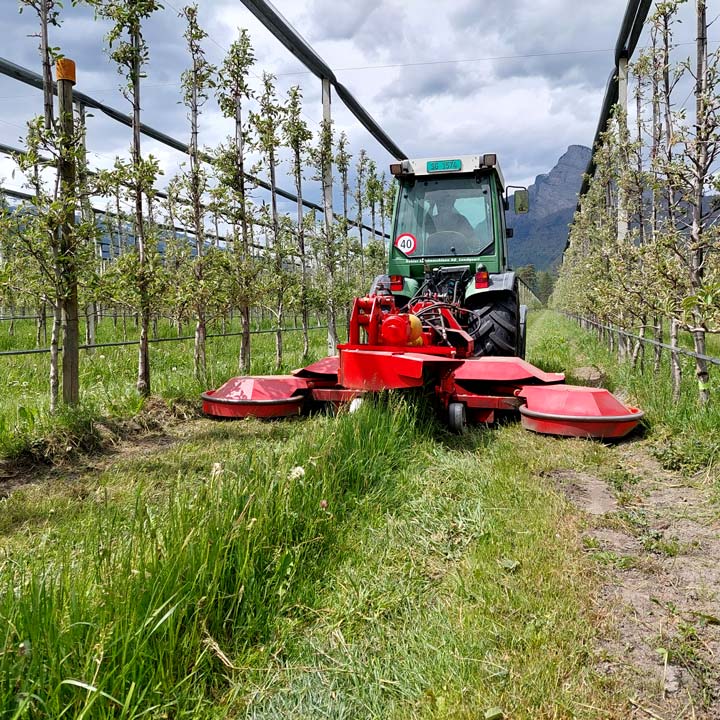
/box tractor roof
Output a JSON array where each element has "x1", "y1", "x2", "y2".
[{"x1": 391, "y1": 154, "x2": 505, "y2": 189}]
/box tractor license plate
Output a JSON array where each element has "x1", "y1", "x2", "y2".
[{"x1": 427, "y1": 159, "x2": 462, "y2": 173}]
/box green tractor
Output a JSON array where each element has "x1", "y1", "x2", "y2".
[{"x1": 373, "y1": 153, "x2": 530, "y2": 358}]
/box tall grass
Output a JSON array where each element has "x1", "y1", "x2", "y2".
[
  {"x1": 0, "y1": 316, "x2": 333, "y2": 459},
  {"x1": 0, "y1": 399, "x2": 417, "y2": 719}
]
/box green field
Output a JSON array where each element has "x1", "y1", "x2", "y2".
[{"x1": 0, "y1": 311, "x2": 718, "y2": 718}]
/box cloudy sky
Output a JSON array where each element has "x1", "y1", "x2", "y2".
[{"x1": 0, "y1": 0, "x2": 704, "y2": 216}]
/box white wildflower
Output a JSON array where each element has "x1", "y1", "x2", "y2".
[{"x1": 288, "y1": 466, "x2": 305, "y2": 481}]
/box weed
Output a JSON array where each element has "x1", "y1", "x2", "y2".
[
  {"x1": 590, "y1": 550, "x2": 639, "y2": 569},
  {"x1": 660, "y1": 623, "x2": 720, "y2": 708},
  {"x1": 653, "y1": 434, "x2": 720, "y2": 474}
]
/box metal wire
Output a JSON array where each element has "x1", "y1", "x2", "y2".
[
  {"x1": 0, "y1": 325, "x2": 331, "y2": 357},
  {"x1": 567, "y1": 314, "x2": 720, "y2": 366}
]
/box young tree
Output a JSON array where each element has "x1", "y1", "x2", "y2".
[
  {"x1": 334, "y1": 132, "x2": 352, "y2": 286},
  {"x1": 89, "y1": 0, "x2": 163, "y2": 397},
  {"x1": 18, "y1": 0, "x2": 62, "y2": 408},
  {"x1": 682, "y1": 0, "x2": 719, "y2": 402},
  {"x1": 250, "y1": 73, "x2": 286, "y2": 368},
  {"x1": 365, "y1": 159, "x2": 382, "y2": 252},
  {"x1": 354, "y1": 149, "x2": 369, "y2": 285},
  {"x1": 179, "y1": 3, "x2": 216, "y2": 383},
  {"x1": 312, "y1": 118, "x2": 339, "y2": 354},
  {"x1": 14, "y1": 1, "x2": 92, "y2": 409},
  {"x1": 282, "y1": 85, "x2": 313, "y2": 357},
  {"x1": 216, "y1": 29, "x2": 255, "y2": 372}
]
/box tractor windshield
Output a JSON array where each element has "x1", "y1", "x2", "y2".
[{"x1": 394, "y1": 175, "x2": 495, "y2": 257}]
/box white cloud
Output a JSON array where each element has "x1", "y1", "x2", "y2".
[{"x1": 0, "y1": 0, "x2": 676, "y2": 205}]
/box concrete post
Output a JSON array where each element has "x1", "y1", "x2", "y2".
[
  {"x1": 321, "y1": 77, "x2": 338, "y2": 353},
  {"x1": 617, "y1": 54, "x2": 629, "y2": 242}
]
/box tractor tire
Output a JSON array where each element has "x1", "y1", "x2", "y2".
[{"x1": 470, "y1": 297, "x2": 519, "y2": 357}]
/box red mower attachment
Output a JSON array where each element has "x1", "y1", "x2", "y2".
[
  {"x1": 516, "y1": 385, "x2": 644, "y2": 439},
  {"x1": 201, "y1": 376, "x2": 309, "y2": 419},
  {"x1": 202, "y1": 292, "x2": 643, "y2": 441}
]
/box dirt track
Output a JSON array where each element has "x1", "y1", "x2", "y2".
[{"x1": 558, "y1": 443, "x2": 720, "y2": 719}]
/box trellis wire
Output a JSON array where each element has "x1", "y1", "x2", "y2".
[
  {"x1": 0, "y1": 325, "x2": 331, "y2": 357},
  {"x1": 566, "y1": 313, "x2": 720, "y2": 366}
]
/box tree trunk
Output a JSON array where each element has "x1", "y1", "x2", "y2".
[
  {"x1": 240, "y1": 304, "x2": 250, "y2": 373},
  {"x1": 268, "y1": 143, "x2": 283, "y2": 370},
  {"x1": 661, "y1": 13, "x2": 677, "y2": 226},
  {"x1": 294, "y1": 149, "x2": 309, "y2": 358},
  {"x1": 85, "y1": 304, "x2": 95, "y2": 350},
  {"x1": 40, "y1": 0, "x2": 53, "y2": 130},
  {"x1": 690, "y1": 0, "x2": 710, "y2": 403},
  {"x1": 653, "y1": 316, "x2": 663, "y2": 374},
  {"x1": 195, "y1": 316, "x2": 207, "y2": 384},
  {"x1": 50, "y1": 302, "x2": 60, "y2": 413},
  {"x1": 320, "y1": 93, "x2": 337, "y2": 356},
  {"x1": 235, "y1": 95, "x2": 251, "y2": 373},
  {"x1": 36, "y1": 302, "x2": 45, "y2": 348},
  {"x1": 132, "y1": 24, "x2": 150, "y2": 397},
  {"x1": 190, "y1": 61, "x2": 207, "y2": 384},
  {"x1": 670, "y1": 318, "x2": 682, "y2": 402}
]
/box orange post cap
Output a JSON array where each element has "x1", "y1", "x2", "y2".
[{"x1": 56, "y1": 58, "x2": 76, "y2": 85}]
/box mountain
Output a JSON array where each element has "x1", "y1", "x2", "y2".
[{"x1": 507, "y1": 144, "x2": 591, "y2": 271}]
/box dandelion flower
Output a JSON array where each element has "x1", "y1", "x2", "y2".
[{"x1": 288, "y1": 466, "x2": 305, "y2": 481}]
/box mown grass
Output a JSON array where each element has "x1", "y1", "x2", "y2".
[
  {"x1": 232, "y1": 427, "x2": 616, "y2": 720},
  {"x1": 528, "y1": 311, "x2": 720, "y2": 477}
]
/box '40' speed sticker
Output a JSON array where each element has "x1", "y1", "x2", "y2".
[{"x1": 394, "y1": 233, "x2": 417, "y2": 255}]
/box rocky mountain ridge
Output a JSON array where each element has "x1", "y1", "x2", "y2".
[{"x1": 508, "y1": 144, "x2": 591, "y2": 271}]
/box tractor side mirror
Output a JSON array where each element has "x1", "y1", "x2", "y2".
[{"x1": 513, "y1": 189, "x2": 529, "y2": 214}]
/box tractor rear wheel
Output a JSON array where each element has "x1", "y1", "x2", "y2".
[{"x1": 470, "y1": 297, "x2": 519, "y2": 357}]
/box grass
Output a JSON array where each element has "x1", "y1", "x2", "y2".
[
  {"x1": 231, "y1": 427, "x2": 618, "y2": 720},
  {"x1": 0, "y1": 314, "x2": 331, "y2": 460},
  {"x1": 4, "y1": 308, "x2": 717, "y2": 718},
  {"x1": 1, "y1": 409, "x2": 621, "y2": 719},
  {"x1": 1, "y1": 398, "x2": 421, "y2": 718},
  {"x1": 528, "y1": 311, "x2": 720, "y2": 478},
  {"x1": 0, "y1": 310, "x2": 629, "y2": 718}
]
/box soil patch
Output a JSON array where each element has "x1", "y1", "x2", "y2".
[
  {"x1": 0, "y1": 396, "x2": 196, "y2": 495},
  {"x1": 551, "y1": 468, "x2": 618, "y2": 515},
  {"x1": 578, "y1": 445, "x2": 720, "y2": 719}
]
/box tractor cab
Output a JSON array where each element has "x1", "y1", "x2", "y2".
[{"x1": 378, "y1": 154, "x2": 530, "y2": 358}]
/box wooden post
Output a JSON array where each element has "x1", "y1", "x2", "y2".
[{"x1": 57, "y1": 58, "x2": 80, "y2": 405}]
